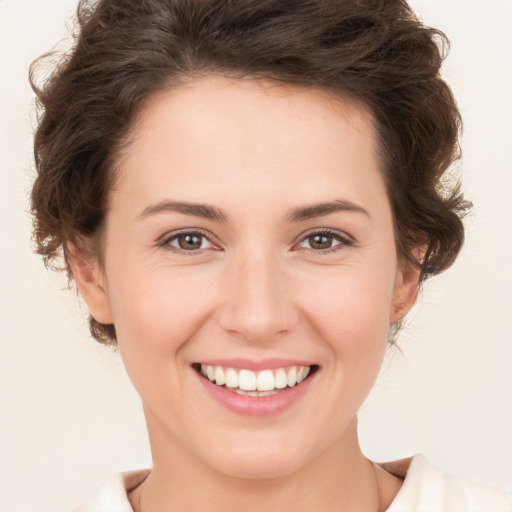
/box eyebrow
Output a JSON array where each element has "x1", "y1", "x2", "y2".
[
  {"x1": 286, "y1": 199, "x2": 370, "y2": 222},
  {"x1": 137, "y1": 200, "x2": 228, "y2": 222},
  {"x1": 137, "y1": 198, "x2": 369, "y2": 223}
]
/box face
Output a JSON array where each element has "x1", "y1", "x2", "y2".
[{"x1": 76, "y1": 76, "x2": 417, "y2": 479}]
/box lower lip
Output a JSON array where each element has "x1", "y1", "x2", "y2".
[{"x1": 195, "y1": 370, "x2": 315, "y2": 417}]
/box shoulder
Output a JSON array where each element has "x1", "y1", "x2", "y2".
[
  {"x1": 384, "y1": 454, "x2": 512, "y2": 512},
  {"x1": 73, "y1": 469, "x2": 150, "y2": 512}
]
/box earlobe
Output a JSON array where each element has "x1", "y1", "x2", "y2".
[
  {"x1": 67, "y1": 243, "x2": 114, "y2": 325},
  {"x1": 390, "y1": 247, "x2": 424, "y2": 323},
  {"x1": 390, "y1": 267, "x2": 419, "y2": 323}
]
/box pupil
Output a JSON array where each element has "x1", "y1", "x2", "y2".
[
  {"x1": 179, "y1": 234, "x2": 201, "y2": 250},
  {"x1": 311, "y1": 234, "x2": 332, "y2": 249}
]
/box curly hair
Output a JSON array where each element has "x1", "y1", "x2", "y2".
[{"x1": 30, "y1": 0, "x2": 471, "y2": 345}]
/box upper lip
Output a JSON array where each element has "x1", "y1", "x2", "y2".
[{"x1": 194, "y1": 358, "x2": 315, "y2": 371}]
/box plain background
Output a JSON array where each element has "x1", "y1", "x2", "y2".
[{"x1": 1, "y1": 0, "x2": 511, "y2": 510}]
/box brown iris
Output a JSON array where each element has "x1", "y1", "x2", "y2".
[
  {"x1": 177, "y1": 233, "x2": 203, "y2": 250},
  {"x1": 308, "y1": 234, "x2": 335, "y2": 250}
]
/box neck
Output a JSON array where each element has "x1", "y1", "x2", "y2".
[{"x1": 130, "y1": 415, "x2": 401, "y2": 512}]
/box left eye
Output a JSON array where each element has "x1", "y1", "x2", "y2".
[
  {"x1": 165, "y1": 231, "x2": 214, "y2": 251},
  {"x1": 298, "y1": 231, "x2": 348, "y2": 251}
]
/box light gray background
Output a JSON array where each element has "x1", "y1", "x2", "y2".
[{"x1": 1, "y1": 0, "x2": 511, "y2": 511}]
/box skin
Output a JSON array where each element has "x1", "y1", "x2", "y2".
[{"x1": 71, "y1": 76, "x2": 419, "y2": 511}]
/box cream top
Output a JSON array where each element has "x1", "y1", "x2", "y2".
[{"x1": 74, "y1": 454, "x2": 512, "y2": 511}]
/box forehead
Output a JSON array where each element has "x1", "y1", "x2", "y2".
[
  {"x1": 113, "y1": 76, "x2": 385, "y2": 216},
  {"x1": 129, "y1": 75, "x2": 376, "y2": 151}
]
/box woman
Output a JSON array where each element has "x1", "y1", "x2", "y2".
[{"x1": 29, "y1": 0, "x2": 512, "y2": 510}]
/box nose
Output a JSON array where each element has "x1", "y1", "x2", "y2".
[{"x1": 217, "y1": 249, "x2": 299, "y2": 344}]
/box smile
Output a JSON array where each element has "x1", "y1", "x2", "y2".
[
  {"x1": 192, "y1": 361, "x2": 318, "y2": 416},
  {"x1": 195, "y1": 364, "x2": 316, "y2": 396}
]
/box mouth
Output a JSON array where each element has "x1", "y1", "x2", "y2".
[{"x1": 192, "y1": 363, "x2": 319, "y2": 397}]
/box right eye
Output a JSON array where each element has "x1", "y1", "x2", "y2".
[{"x1": 161, "y1": 230, "x2": 217, "y2": 253}]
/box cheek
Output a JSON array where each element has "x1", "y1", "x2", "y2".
[
  {"x1": 298, "y1": 265, "x2": 395, "y2": 341},
  {"x1": 295, "y1": 262, "x2": 395, "y2": 394},
  {"x1": 105, "y1": 263, "x2": 221, "y2": 413},
  {"x1": 106, "y1": 261, "x2": 218, "y2": 355}
]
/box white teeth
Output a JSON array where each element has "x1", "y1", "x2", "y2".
[
  {"x1": 287, "y1": 366, "x2": 297, "y2": 387},
  {"x1": 199, "y1": 364, "x2": 313, "y2": 393},
  {"x1": 225, "y1": 367, "x2": 238, "y2": 388},
  {"x1": 234, "y1": 389, "x2": 279, "y2": 397},
  {"x1": 296, "y1": 366, "x2": 310, "y2": 383},
  {"x1": 256, "y1": 370, "x2": 275, "y2": 391},
  {"x1": 238, "y1": 369, "x2": 257, "y2": 391},
  {"x1": 214, "y1": 366, "x2": 225, "y2": 386},
  {"x1": 274, "y1": 368, "x2": 288, "y2": 389}
]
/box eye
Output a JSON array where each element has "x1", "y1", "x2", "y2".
[
  {"x1": 297, "y1": 230, "x2": 352, "y2": 253},
  {"x1": 161, "y1": 230, "x2": 216, "y2": 253}
]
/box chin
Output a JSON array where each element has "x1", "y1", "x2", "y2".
[
  {"x1": 199, "y1": 433, "x2": 315, "y2": 480},
  {"x1": 212, "y1": 453, "x2": 306, "y2": 481}
]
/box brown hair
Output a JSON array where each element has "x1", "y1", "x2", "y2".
[{"x1": 30, "y1": 0, "x2": 471, "y2": 345}]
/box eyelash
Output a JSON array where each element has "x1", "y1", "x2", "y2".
[{"x1": 158, "y1": 228, "x2": 354, "y2": 255}]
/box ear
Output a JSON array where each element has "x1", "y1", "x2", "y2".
[
  {"x1": 389, "y1": 246, "x2": 424, "y2": 323},
  {"x1": 67, "y1": 243, "x2": 114, "y2": 325}
]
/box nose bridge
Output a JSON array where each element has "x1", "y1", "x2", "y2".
[{"x1": 218, "y1": 245, "x2": 298, "y2": 342}]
